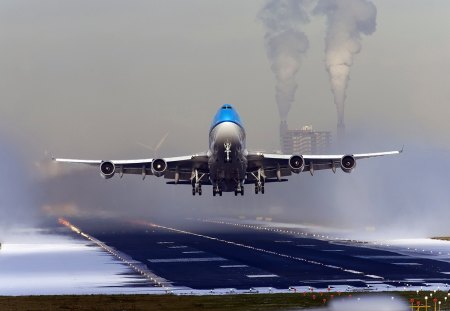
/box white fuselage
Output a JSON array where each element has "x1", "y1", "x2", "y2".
[{"x1": 208, "y1": 122, "x2": 248, "y2": 192}]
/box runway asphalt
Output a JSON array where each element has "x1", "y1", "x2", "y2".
[{"x1": 68, "y1": 217, "x2": 450, "y2": 291}]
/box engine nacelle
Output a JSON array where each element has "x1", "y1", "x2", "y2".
[
  {"x1": 100, "y1": 161, "x2": 115, "y2": 179},
  {"x1": 340, "y1": 155, "x2": 356, "y2": 173},
  {"x1": 289, "y1": 155, "x2": 305, "y2": 174},
  {"x1": 151, "y1": 158, "x2": 167, "y2": 177}
]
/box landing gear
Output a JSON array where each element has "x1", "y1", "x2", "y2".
[
  {"x1": 191, "y1": 169, "x2": 205, "y2": 196},
  {"x1": 213, "y1": 186, "x2": 222, "y2": 197},
  {"x1": 254, "y1": 182, "x2": 265, "y2": 194},
  {"x1": 224, "y1": 141, "x2": 232, "y2": 163},
  {"x1": 192, "y1": 183, "x2": 202, "y2": 196},
  {"x1": 252, "y1": 168, "x2": 265, "y2": 195},
  {"x1": 234, "y1": 184, "x2": 244, "y2": 196}
]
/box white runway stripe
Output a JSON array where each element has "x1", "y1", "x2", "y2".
[
  {"x1": 220, "y1": 265, "x2": 248, "y2": 268},
  {"x1": 148, "y1": 257, "x2": 227, "y2": 263},
  {"x1": 246, "y1": 274, "x2": 279, "y2": 278}
]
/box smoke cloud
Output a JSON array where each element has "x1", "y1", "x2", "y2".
[
  {"x1": 313, "y1": 0, "x2": 377, "y2": 131},
  {"x1": 259, "y1": 0, "x2": 311, "y2": 121}
]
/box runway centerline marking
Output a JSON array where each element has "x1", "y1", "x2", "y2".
[{"x1": 133, "y1": 220, "x2": 384, "y2": 280}]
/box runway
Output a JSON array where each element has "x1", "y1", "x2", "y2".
[{"x1": 66, "y1": 217, "x2": 450, "y2": 292}]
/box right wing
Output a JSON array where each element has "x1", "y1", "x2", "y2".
[
  {"x1": 53, "y1": 154, "x2": 209, "y2": 182},
  {"x1": 246, "y1": 149, "x2": 402, "y2": 181}
]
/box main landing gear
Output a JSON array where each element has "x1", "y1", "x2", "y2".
[
  {"x1": 191, "y1": 169, "x2": 205, "y2": 196},
  {"x1": 254, "y1": 182, "x2": 265, "y2": 194},
  {"x1": 252, "y1": 168, "x2": 265, "y2": 194},
  {"x1": 234, "y1": 184, "x2": 244, "y2": 196},
  {"x1": 192, "y1": 183, "x2": 202, "y2": 196},
  {"x1": 213, "y1": 186, "x2": 223, "y2": 196}
]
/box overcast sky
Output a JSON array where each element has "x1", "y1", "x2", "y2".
[
  {"x1": 1, "y1": 1, "x2": 450, "y2": 236},
  {"x1": 1, "y1": 0, "x2": 449, "y2": 157}
]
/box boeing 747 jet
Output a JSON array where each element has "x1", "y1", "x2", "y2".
[{"x1": 54, "y1": 104, "x2": 401, "y2": 196}]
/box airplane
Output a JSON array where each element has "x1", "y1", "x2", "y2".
[{"x1": 54, "y1": 104, "x2": 401, "y2": 196}]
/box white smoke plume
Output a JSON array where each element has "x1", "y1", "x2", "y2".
[
  {"x1": 259, "y1": 0, "x2": 311, "y2": 121},
  {"x1": 314, "y1": 0, "x2": 377, "y2": 132}
]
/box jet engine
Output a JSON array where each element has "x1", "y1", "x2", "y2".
[
  {"x1": 340, "y1": 155, "x2": 356, "y2": 173},
  {"x1": 289, "y1": 155, "x2": 305, "y2": 174},
  {"x1": 100, "y1": 161, "x2": 115, "y2": 179},
  {"x1": 151, "y1": 158, "x2": 167, "y2": 177}
]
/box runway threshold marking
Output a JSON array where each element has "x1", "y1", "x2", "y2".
[{"x1": 133, "y1": 220, "x2": 384, "y2": 281}]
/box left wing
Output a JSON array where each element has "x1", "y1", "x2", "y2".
[
  {"x1": 246, "y1": 149, "x2": 402, "y2": 181},
  {"x1": 53, "y1": 154, "x2": 209, "y2": 182}
]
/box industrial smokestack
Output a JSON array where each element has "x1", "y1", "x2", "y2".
[
  {"x1": 259, "y1": 0, "x2": 311, "y2": 123},
  {"x1": 280, "y1": 120, "x2": 288, "y2": 152},
  {"x1": 313, "y1": 0, "x2": 377, "y2": 142}
]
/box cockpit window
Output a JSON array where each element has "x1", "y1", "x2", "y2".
[{"x1": 221, "y1": 105, "x2": 232, "y2": 110}]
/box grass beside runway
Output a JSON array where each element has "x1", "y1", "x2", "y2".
[
  {"x1": 1, "y1": 292, "x2": 450, "y2": 311},
  {"x1": 0, "y1": 294, "x2": 324, "y2": 311}
]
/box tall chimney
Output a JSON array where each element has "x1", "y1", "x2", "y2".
[{"x1": 280, "y1": 120, "x2": 288, "y2": 152}]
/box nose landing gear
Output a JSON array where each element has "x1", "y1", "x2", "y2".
[{"x1": 224, "y1": 141, "x2": 232, "y2": 163}]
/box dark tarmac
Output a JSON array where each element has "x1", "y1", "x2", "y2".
[{"x1": 68, "y1": 218, "x2": 450, "y2": 291}]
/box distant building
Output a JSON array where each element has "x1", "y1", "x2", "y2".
[{"x1": 280, "y1": 122, "x2": 331, "y2": 155}]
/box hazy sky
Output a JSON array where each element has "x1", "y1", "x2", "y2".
[
  {"x1": 1, "y1": 0, "x2": 450, "y2": 236},
  {"x1": 1, "y1": 0, "x2": 449, "y2": 157}
]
